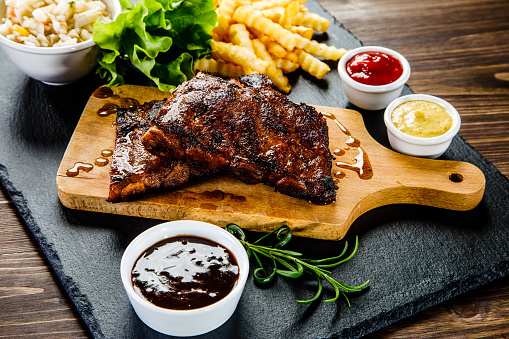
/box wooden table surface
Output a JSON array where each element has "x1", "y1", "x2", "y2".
[{"x1": 1, "y1": 0, "x2": 508, "y2": 337}]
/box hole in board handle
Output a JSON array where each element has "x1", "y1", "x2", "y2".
[{"x1": 449, "y1": 173, "x2": 464, "y2": 183}]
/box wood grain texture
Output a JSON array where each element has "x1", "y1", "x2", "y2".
[
  {"x1": 1, "y1": 0, "x2": 509, "y2": 337},
  {"x1": 56, "y1": 87, "x2": 485, "y2": 240},
  {"x1": 0, "y1": 186, "x2": 89, "y2": 338}
]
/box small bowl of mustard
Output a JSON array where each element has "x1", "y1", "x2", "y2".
[{"x1": 384, "y1": 94, "x2": 461, "y2": 158}]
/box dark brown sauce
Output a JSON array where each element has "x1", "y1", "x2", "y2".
[
  {"x1": 334, "y1": 171, "x2": 346, "y2": 179},
  {"x1": 322, "y1": 112, "x2": 349, "y2": 135},
  {"x1": 101, "y1": 149, "x2": 113, "y2": 157},
  {"x1": 335, "y1": 147, "x2": 373, "y2": 179},
  {"x1": 93, "y1": 86, "x2": 139, "y2": 115},
  {"x1": 66, "y1": 162, "x2": 93, "y2": 177},
  {"x1": 119, "y1": 97, "x2": 140, "y2": 109},
  {"x1": 346, "y1": 136, "x2": 361, "y2": 148},
  {"x1": 93, "y1": 86, "x2": 114, "y2": 98},
  {"x1": 322, "y1": 112, "x2": 373, "y2": 181},
  {"x1": 131, "y1": 236, "x2": 239, "y2": 310},
  {"x1": 333, "y1": 148, "x2": 345, "y2": 156},
  {"x1": 97, "y1": 103, "x2": 119, "y2": 117},
  {"x1": 94, "y1": 157, "x2": 109, "y2": 167}
]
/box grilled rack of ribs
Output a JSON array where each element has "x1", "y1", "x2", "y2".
[
  {"x1": 107, "y1": 100, "x2": 193, "y2": 202},
  {"x1": 142, "y1": 72, "x2": 337, "y2": 204}
]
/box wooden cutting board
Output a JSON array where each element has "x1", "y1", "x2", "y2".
[{"x1": 56, "y1": 85, "x2": 485, "y2": 240}]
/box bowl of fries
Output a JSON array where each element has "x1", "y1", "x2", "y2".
[
  {"x1": 194, "y1": 0, "x2": 348, "y2": 94},
  {"x1": 338, "y1": 46, "x2": 411, "y2": 110}
]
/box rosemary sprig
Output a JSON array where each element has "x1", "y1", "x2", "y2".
[{"x1": 225, "y1": 222, "x2": 370, "y2": 305}]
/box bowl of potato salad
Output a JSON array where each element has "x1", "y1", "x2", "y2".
[{"x1": 0, "y1": 0, "x2": 120, "y2": 85}]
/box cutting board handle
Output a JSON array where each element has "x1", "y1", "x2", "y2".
[{"x1": 362, "y1": 155, "x2": 486, "y2": 212}]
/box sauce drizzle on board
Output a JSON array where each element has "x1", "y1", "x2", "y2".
[
  {"x1": 65, "y1": 149, "x2": 114, "y2": 177},
  {"x1": 101, "y1": 149, "x2": 113, "y2": 157},
  {"x1": 93, "y1": 86, "x2": 140, "y2": 117},
  {"x1": 322, "y1": 112, "x2": 373, "y2": 181},
  {"x1": 95, "y1": 157, "x2": 109, "y2": 167},
  {"x1": 92, "y1": 86, "x2": 114, "y2": 98},
  {"x1": 97, "y1": 103, "x2": 119, "y2": 117},
  {"x1": 66, "y1": 162, "x2": 93, "y2": 177},
  {"x1": 66, "y1": 87, "x2": 139, "y2": 177}
]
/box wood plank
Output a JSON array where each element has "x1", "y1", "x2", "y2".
[{"x1": 0, "y1": 187, "x2": 89, "y2": 338}]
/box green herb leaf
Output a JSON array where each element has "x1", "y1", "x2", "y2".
[
  {"x1": 93, "y1": 0, "x2": 216, "y2": 91},
  {"x1": 225, "y1": 223, "x2": 370, "y2": 305}
]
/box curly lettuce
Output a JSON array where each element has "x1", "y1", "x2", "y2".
[{"x1": 93, "y1": 0, "x2": 216, "y2": 91}]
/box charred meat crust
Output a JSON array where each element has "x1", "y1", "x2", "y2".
[
  {"x1": 108, "y1": 100, "x2": 192, "y2": 202},
  {"x1": 142, "y1": 73, "x2": 337, "y2": 204}
]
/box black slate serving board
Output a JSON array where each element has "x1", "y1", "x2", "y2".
[{"x1": 1, "y1": 1, "x2": 509, "y2": 338}]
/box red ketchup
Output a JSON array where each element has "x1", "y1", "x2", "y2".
[{"x1": 346, "y1": 51, "x2": 403, "y2": 86}]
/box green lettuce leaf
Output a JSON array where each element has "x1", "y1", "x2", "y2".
[{"x1": 93, "y1": 0, "x2": 216, "y2": 91}]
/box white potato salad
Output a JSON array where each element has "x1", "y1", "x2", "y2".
[{"x1": 0, "y1": 0, "x2": 112, "y2": 47}]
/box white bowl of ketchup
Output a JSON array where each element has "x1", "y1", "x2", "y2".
[{"x1": 338, "y1": 46, "x2": 411, "y2": 110}]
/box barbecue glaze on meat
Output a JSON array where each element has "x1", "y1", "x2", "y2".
[
  {"x1": 142, "y1": 72, "x2": 337, "y2": 204},
  {"x1": 107, "y1": 100, "x2": 192, "y2": 202}
]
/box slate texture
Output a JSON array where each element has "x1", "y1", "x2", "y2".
[{"x1": 1, "y1": 1, "x2": 508, "y2": 338}]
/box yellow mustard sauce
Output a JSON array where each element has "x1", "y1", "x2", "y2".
[{"x1": 391, "y1": 100, "x2": 453, "y2": 138}]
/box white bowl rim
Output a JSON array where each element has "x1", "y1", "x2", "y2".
[
  {"x1": 384, "y1": 94, "x2": 461, "y2": 145},
  {"x1": 120, "y1": 220, "x2": 250, "y2": 315},
  {"x1": 0, "y1": 0, "x2": 121, "y2": 54},
  {"x1": 338, "y1": 45, "x2": 411, "y2": 93},
  {"x1": 0, "y1": 33, "x2": 96, "y2": 54}
]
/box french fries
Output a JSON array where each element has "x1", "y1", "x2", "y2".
[
  {"x1": 211, "y1": 40, "x2": 269, "y2": 74},
  {"x1": 234, "y1": 6, "x2": 297, "y2": 51},
  {"x1": 213, "y1": 0, "x2": 237, "y2": 40},
  {"x1": 279, "y1": 0, "x2": 300, "y2": 29},
  {"x1": 197, "y1": 0, "x2": 347, "y2": 93},
  {"x1": 229, "y1": 23, "x2": 254, "y2": 52},
  {"x1": 295, "y1": 49, "x2": 330, "y2": 79},
  {"x1": 252, "y1": 39, "x2": 291, "y2": 93}
]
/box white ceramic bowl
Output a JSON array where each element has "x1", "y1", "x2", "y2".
[
  {"x1": 120, "y1": 220, "x2": 249, "y2": 337},
  {"x1": 384, "y1": 94, "x2": 461, "y2": 159},
  {"x1": 338, "y1": 46, "x2": 411, "y2": 110},
  {"x1": 0, "y1": 0, "x2": 121, "y2": 85}
]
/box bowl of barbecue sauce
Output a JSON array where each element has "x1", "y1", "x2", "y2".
[
  {"x1": 338, "y1": 46, "x2": 411, "y2": 110},
  {"x1": 120, "y1": 220, "x2": 249, "y2": 337}
]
